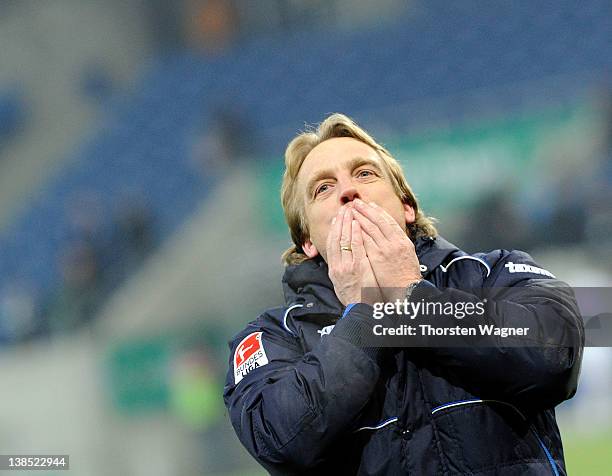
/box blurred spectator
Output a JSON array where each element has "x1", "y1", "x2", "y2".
[
  {"x1": 65, "y1": 190, "x2": 108, "y2": 246},
  {"x1": 515, "y1": 109, "x2": 601, "y2": 250},
  {"x1": 545, "y1": 174, "x2": 589, "y2": 246},
  {"x1": 461, "y1": 185, "x2": 531, "y2": 253},
  {"x1": 192, "y1": 102, "x2": 257, "y2": 175},
  {"x1": 45, "y1": 240, "x2": 104, "y2": 335},
  {"x1": 169, "y1": 324, "x2": 246, "y2": 473},
  {"x1": 169, "y1": 346, "x2": 221, "y2": 431},
  {"x1": 80, "y1": 62, "x2": 117, "y2": 105},
  {"x1": 232, "y1": 0, "x2": 339, "y2": 35},
  {"x1": 275, "y1": 0, "x2": 334, "y2": 31},
  {"x1": 186, "y1": 0, "x2": 238, "y2": 54},
  {"x1": 40, "y1": 190, "x2": 157, "y2": 338},
  {"x1": 108, "y1": 193, "x2": 156, "y2": 281},
  {"x1": 146, "y1": 0, "x2": 186, "y2": 52}
]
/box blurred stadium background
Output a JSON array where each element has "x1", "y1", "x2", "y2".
[{"x1": 0, "y1": 1, "x2": 610, "y2": 474}]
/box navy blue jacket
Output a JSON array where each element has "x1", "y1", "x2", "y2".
[{"x1": 223, "y1": 236, "x2": 584, "y2": 475}]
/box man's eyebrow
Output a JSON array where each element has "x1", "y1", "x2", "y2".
[
  {"x1": 347, "y1": 156, "x2": 383, "y2": 173},
  {"x1": 305, "y1": 156, "x2": 383, "y2": 197}
]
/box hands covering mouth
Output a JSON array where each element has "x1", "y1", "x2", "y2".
[{"x1": 327, "y1": 198, "x2": 423, "y2": 306}]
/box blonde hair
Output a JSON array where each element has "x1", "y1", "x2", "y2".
[{"x1": 281, "y1": 113, "x2": 437, "y2": 265}]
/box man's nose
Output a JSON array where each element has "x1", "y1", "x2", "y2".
[{"x1": 339, "y1": 184, "x2": 361, "y2": 205}]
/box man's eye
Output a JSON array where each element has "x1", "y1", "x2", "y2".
[
  {"x1": 357, "y1": 170, "x2": 374, "y2": 178},
  {"x1": 315, "y1": 184, "x2": 330, "y2": 196}
]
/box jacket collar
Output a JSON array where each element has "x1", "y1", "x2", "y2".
[
  {"x1": 282, "y1": 235, "x2": 460, "y2": 315},
  {"x1": 416, "y1": 235, "x2": 462, "y2": 276}
]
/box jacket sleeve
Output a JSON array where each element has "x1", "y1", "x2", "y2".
[
  {"x1": 223, "y1": 304, "x2": 384, "y2": 474},
  {"x1": 416, "y1": 250, "x2": 584, "y2": 410}
]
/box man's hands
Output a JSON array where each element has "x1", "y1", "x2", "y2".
[
  {"x1": 327, "y1": 206, "x2": 383, "y2": 306},
  {"x1": 327, "y1": 200, "x2": 422, "y2": 306},
  {"x1": 352, "y1": 199, "x2": 422, "y2": 302}
]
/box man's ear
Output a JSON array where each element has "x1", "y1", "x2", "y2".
[
  {"x1": 404, "y1": 203, "x2": 416, "y2": 225},
  {"x1": 302, "y1": 238, "x2": 319, "y2": 258}
]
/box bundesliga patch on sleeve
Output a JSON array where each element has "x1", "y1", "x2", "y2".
[{"x1": 234, "y1": 331, "x2": 269, "y2": 385}]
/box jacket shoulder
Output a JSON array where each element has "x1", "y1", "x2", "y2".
[
  {"x1": 227, "y1": 306, "x2": 300, "y2": 349},
  {"x1": 475, "y1": 249, "x2": 558, "y2": 286},
  {"x1": 224, "y1": 307, "x2": 303, "y2": 396}
]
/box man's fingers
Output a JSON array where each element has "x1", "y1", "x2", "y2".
[
  {"x1": 361, "y1": 228, "x2": 378, "y2": 257},
  {"x1": 354, "y1": 199, "x2": 400, "y2": 240},
  {"x1": 373, "y1": 202, "x2": 408, "y2": 239},
  {"x1": 352, "y1": 208, "x2": 386, "y2": 246},
  {"x1": 351, "y1": 219, "x2": 366, "y2": 262},
  {"x1": 340, "y1": 207, "x2": 353, "y2": 265},
  {"x1": 326, "y1": 207, "x2": 345, "y2": 265}
]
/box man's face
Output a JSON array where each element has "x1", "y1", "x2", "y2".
[{"x1": 298, "y1": 137, "x2": 415, "y2": 261}]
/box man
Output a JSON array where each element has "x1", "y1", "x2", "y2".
[{"x1": 223, "y1": 113, "x2": 584, "y2": 475}]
